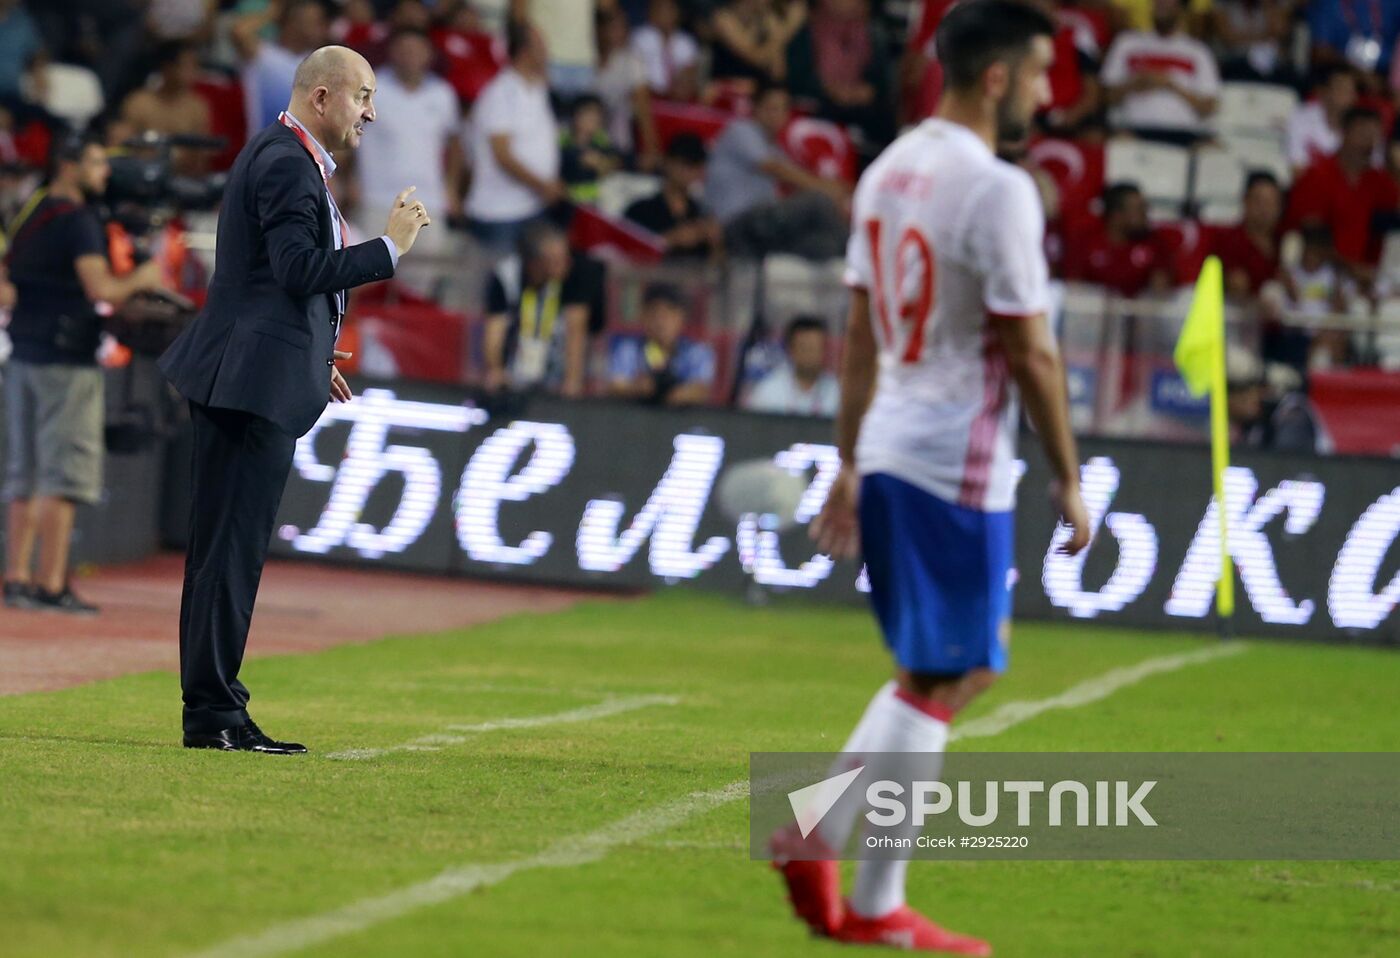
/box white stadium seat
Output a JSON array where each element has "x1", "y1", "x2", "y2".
[
  {"x1": 41, "y1": 63, "x2": 105, "y2": 129},
  {"x1": 1105, "y1": 139, "x2": 1191, "y2": 212},
  {"x1": 1197, "y1": 199, "x2": 1243, "y2": 226},
  {"x1": 1220, "y1": 135, "x2": 1292, "y2": 187},
  {"x1": 761, "y1": 254, "x2": 846, "y2": 327},
  {"x1": 1191, "y1": 147, "x2": 1246, "y2": 207},
  {"x1": 1213, "y1": 81, "x2": 1298, "y2": 141},
  {"x1": 1374, "y1": 297, "x2": 1400, "y2": 371}
]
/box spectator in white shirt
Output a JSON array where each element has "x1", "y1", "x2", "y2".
[
  {"x1": 231, "y1": 0, "x2": 330, "y2": 138},
  {"x1": 744, "y1": 316, "x2": 840, "y2": 417},
  {"x1": 464, "y1": 18, "x2": 564, "y2": 253},
  {"x1": 631, "y1": 0, "x2": 701, "y2": 100},
  {"x1": 1101, "y1": 0, "x2": 1219, "y2": 144},
  {"x1": 514, "y1": 0, "x2": 598, "y2": 95},
  {"x1": 352, "y1": 27, "x2": 465, "y2": 288},
  {"x1": 1286, "y1": 64, "x2": 1358, "y2": 171}
]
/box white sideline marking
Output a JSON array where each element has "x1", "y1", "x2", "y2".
[
  {"x1": 185, "y1": 782, "x2": 748, "y2": 958},
  {"x1": 187, "y1": 644, "x2": 1243, "y2": 958},
  {"x1": 949, "y1": 644, "x2": 1247, "y2": 742},
  {"x1": 325, "y1": 694, "x2": 681, "y2": 761}
]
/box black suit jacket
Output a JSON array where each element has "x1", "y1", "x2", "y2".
[{"x1": 159, "y1": 121, "x2": 395, "y2": 437}]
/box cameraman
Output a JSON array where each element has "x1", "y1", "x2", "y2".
[{"x1": 3, "y1": 134, "x2": 167, "y2": 614}]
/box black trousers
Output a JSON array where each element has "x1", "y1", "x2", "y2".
[{"x1": 179, "y1": 401, "x2": 296, "y2": 734}]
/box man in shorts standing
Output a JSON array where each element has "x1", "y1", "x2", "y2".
[{"x1": 3, "y1": 134, "x2": 168, "y2": 613}]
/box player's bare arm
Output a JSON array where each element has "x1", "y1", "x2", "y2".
[
  {"x1": 989, "y1": 313, "x2": 1091, "y2": 555},
  {"x1": 811, "y1": 289, "x2": 876, "y2": 560}
]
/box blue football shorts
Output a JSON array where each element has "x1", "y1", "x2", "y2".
[{"x1": 858, "y1": 472, "x2": 1014, "y2": 675}]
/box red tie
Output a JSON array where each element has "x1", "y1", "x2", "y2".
[{"x1": 279, "y1": 112, "x2": 349, "y2": 249}]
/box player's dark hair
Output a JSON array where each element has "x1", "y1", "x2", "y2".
[
  {"x1": 46, "y1": 132, "x2": 103, "y2": 183},
  {"x1": 1300, "y1": 223, "x2": 1334, "y2": 248},
  {"x1": 570, "y1": 93, "x2": 605, "y2": 117},
  {"x1": 643, "y1": 282, "x2": 685, "y2": 309},
  {"x1": 1310, "y1": 62, "x2": 1354, "y2": 91},
  {"x1": 784, "y1": 315, "x2": 828, "y2": 346},
  {"x1": 1102, "y1": 181, "x2": 1142, "y2": 217},
  {"x1": 281, "y1": 0, "x2": 327, "y2": 24},
  {"x1": 1243, "y1": 170, "x2": 1280, "y2": 197},
  {"x1": 152, "y1": 40, "x2": 194, "y2": 72},
  {"x1": 935, "y1": 0, "x2": 1055, "y2": 93},
  {"x1": 518, "y1": 220, "x2": 567, "y2": 263},
  {"x1": 1341, "y1": 106, "x2": 1381, "y2": 131},
  {"x1": 388, "y1": 26, "x2": 431, "y2": 46},
  {"x1": 665, "y1": 132, "x2": 707, "y2": 165},
  {"x1": 751, "y1": 79, "x2": 789, "y2": 107}
]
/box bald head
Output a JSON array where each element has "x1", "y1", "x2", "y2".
[
  {"x1": 292, "y1": 45, "x2": 369, "y2": 95},
  {"x1": 287, "y1": 46, "x2": 378, "y2": 154}
]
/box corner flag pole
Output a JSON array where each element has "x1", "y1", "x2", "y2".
[{"x1": 1174, "y1": 256, "x2": 1234, "y2": 636}]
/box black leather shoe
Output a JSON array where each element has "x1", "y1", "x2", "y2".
[{"x1": 183, "y1": 720, "x2": 307, "y2": 754}]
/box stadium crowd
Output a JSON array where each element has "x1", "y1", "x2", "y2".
[{"x1": 1, "y1": 0, "x2": 1400, "y2": 445}]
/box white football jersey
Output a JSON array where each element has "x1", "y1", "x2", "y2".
[{"x1": 845, "y1": 118, "x2": 1051, "y2": 512}]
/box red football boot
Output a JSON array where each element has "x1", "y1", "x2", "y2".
[
  {"x1": 768, "y1": 823, "x2": 843, "y2": 936},
  {"x1": 834, "y1": 902, "x2": 992, "y2": 955}
]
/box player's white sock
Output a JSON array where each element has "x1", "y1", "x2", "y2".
[
  {"x1": 814, "y1": 681, "x2": 898, "y2": 853},
  {"x1": 847, "y1": 689, "x2": 951, "y2": 919}
]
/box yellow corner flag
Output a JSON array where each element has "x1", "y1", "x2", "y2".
[{"x1": 1173, "y1": 255, "x2": 1234, "y2": 620}]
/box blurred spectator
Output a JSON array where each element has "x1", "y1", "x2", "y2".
[
  {"x1": 1101, "y1": 0, "x2": 1220, "y2": 144},
  {"x1": 119, "y1": 42, "x2": 212, "y2": 175},
  {"x1": 332, "y1": 0, "x2": 388, "y2": 58},
  {"x1": 519, "y1": 0, "x2": 599, "y2": 95},
  {"x1": 352, "y1": 27, "x2": 464, "y2": 278},
  {"x1": 1110, "y1": 0, "x2": 1212, "y2": 33},
  {"x1": 28, "y1": 0, "x2": 146, "y2": 103},
  {"x1": 431, "y1": 1, "x2": 506, "y2": 105},
  {"x1": 233, "y1": 0, "x2": 331, "y2": 135},
  {"x1": 1226, "y1": 346, "x2": 1330, "y2": 453},
  {"x1": 623, "y1": 132, "x2": 721, "y2": 260},
  {"x1": 594, "y1": 5, "x2": 661, "y2": 166},
  {"x1": 709, "y1": 0, "x2": 807, "y2": 92},
  {"x1": 743, "y1": 315, "x2": 838, "y2": 415},
  {"x1": 1308, "y1": 0, "x2": 1399, "y2": 76},
  {"x1": 145, "y1": 0, "x2": 216, "y2": 43},
  {"x1": 1036, "y1": 0, "x2": 1106, "y2": 138},
  {"x1": 1211, "y1": 0, "x2": 1295, "y2": 82},
  {"x1": 704, "y1": 82, "x2": 849, "y2": 260},
  {"x1": 1211, "y1": 170, "x2": 1283, "y2": 302},
  {"x1": 897, "y1": 0, "x2": 949, "y2": 127},
  {"x1": 1286, "y1": 107, "x2": 1399, "y2": 272},
  {"x1": 0, "y1": 0, "x2": 41, "y2": 100},
  {"x1": 608, "y1": 282, "x2": 715, "y2": 405},
  {"x1": 1063, "y1": 182, "x2": 1176, "y2": 296},
  {"x1": 786, "y1": 0, "x2": 894, "y2": 147},
  {"x1": 631, "y1": 0, "x2": 701, "y2": 100},
  {"x1": 3, "y1": 134, "x2": 168, "y2": 614},
  {"x1": 560, "y1": 94, "x2": 622, "y2": 204},
  {"x1": 1286, "y1": 65, "x2": 1358, "y2": 171},
  {"x1": 1265, "y1": 224, "x2": 1353, "y2": 369},
  {"x1": 21, "y1": 47, "x2": 106, "y2": 131},
  {"x1": 464, "y1": 18, "x2": 563, "y2": 253},
  {"x1": 482, "y1": 222, "x2": 589, "y2": 397}
]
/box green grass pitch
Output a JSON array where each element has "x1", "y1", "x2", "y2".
[{"x1": 2, "y1": 591, "x2": 1398, "y2": 957}]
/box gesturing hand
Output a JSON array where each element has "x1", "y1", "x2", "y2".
[
  {"x1": 385, "y1": 186, "x2": 432, "y2": 256},
  {"x1": 1051, "y1": 480, "x2": 1092, "y2": 556},
  {"x1": 330, "y1": 350, "x2": 353, "y2": 403},
  {"x1": 810, "y1": 464, "x2": 861, "y2": 560}
]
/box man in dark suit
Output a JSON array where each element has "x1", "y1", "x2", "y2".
[{"x1": 159, "y1": 46, "x2": 432, "y2": 754}]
